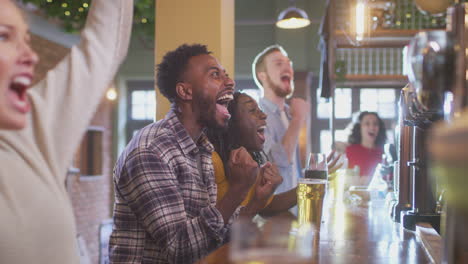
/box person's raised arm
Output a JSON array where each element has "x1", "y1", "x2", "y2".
[
  {"x1": 28, "y1": 0, "x2": 133, "y2": 180},
  {"x1": 280, "y1": 98, "x2": 309, "y2": 163},
  {"x1": 262, "y1": 98, "x2": 309, "y2": 169}
]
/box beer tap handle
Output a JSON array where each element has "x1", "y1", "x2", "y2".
[
  {"x1": 407, "y1": 159, "x2": 420, "y2": 170},
  {"x1": 435, "y1": 189, "x2": 446, "y2": 214}
]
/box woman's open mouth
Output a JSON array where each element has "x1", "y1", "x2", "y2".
[
  {"x1": 257, "y1": 125, "x2": 266, "y2": 143},
  {"x1": 8, "y1": 75, "x2": 32, "y2": 114}
]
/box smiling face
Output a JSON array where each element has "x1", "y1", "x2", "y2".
[
  {"x1": 360, "y1": 113, "x2": 380, "y2": 146},
  {"x1": 184, "y1": 54, "x2": 234, "y2": 130},
  {"x1": 0, "y1": 0, "x2": 39, "y2": 130},
  {"x1": 232, "y1": 94, "x2": 267, "y2": 152},
  {"x1": 259, "y1": 50, "x2": 294, "y2": 98}
]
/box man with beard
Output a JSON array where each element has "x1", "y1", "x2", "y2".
[
  {"x1": 253, "y1": 45, "x2": 310, "y2": 212},
  {"x1": 109, "y1": 44, "x2": 265, "y2": 263}
]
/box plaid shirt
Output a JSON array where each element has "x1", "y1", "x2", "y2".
[{"x1": 109, "y1": 111, "x2": 239, "y2": 264}]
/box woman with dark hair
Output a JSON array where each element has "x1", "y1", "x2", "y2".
[
  {"x1": 208, "y1": 92, "x2": 340, "y2": 217},
  {"x1": 208, "y1": 92, "x2": 299, "y2": 217},
  {"x1": 346, "y1": 111, "x2": 387, "y2": 177}
]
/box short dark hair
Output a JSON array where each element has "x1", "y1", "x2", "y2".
[
  {"x1": 348, "y1": 111, "x2": 387, "y2": 148},
  {"x1": 156, "y1": 44, "x2": 211, "y2": 102},
  {"x1": 206, "y1": 92, "x2": 266, "y2": 166}
]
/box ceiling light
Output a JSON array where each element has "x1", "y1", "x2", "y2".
[
  {"x1": 354, "y1": 0, "x2": 395, "y2": 42},
  {"x1": 276, "y1": 6, "x2": 311, "y2": 29}
]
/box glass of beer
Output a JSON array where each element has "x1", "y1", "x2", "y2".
[{"x1": 297, "y1": 153, "x2": 328, "y2": 230}]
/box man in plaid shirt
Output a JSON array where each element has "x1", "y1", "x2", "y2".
[{"x1": 109, "y1": 44, "x2": 276, "y2": 263}]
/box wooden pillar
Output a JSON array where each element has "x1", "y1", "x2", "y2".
[{"x1": 154, "y1": 0, "x2": 235, "y2": 120}]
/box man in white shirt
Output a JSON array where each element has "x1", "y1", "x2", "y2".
[{"x1": 253, "y1": 45, "x2": 310, "y2": 212}]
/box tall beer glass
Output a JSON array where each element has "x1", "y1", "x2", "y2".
[{"x1": 297, "y1": 153, "x2": 328, "y2": 229}]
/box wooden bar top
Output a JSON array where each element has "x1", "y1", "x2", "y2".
[{"x1": 197, "y1": 197, "x2": 431, "y2": 263}]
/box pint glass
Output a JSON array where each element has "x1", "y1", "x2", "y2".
[{"x1": 297, "y1": 153, "x2": 328, "y2": 229}]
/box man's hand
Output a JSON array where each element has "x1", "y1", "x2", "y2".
[
  {"x1": 226, "y1": 147, "x2": 259, "y2": 195},
  {"x1": 289, "y1": 98, "x2": 310, "y2": 124},
  {"x1": 282, "y1": 98, "x2": 310, "y2": 163}
]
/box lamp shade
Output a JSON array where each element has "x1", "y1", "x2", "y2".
[{"x1": 276, "y1": 7, "x2": 311, "y2": 29}]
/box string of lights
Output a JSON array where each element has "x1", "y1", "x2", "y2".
[{"x1": 21, "y1": 0, "x2": 154, "y2": 39}]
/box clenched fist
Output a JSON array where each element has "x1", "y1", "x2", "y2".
[
  {"x1": 226, "y1": 147, "x2": 259, "y2": 193},
  {"x1": 289, "y1": 98, "x2": 310, "y2": 124},
  {"x1": 253, "y1": 162, "x2": 283, "y2": 204}
]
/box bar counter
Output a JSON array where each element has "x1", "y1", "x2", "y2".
[{"x1": 197, "y1": 197, "x2": 432, "y2": 263}]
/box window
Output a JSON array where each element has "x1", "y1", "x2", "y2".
[
  {"x1": 335, "y1": 129, "x2": 348, "y2": 142},
  {"x1": 317, "y1": 91, "x2": 331, "y2": 119},
  {"x1": 360, "y1": 89, "x2": 396, "y2": 118},
  {"x1": 311, "y1": 87, "x2": 399, "y2": 154},
  {"x1": 126, "y1": 80, "x2": 156, "y2": 143},
  {"x1": 319, "y1": 129, "x2": 350, "y2": 154},
  {"x1": 317, "y1": 88, "x2": 352, "y2": 119},
  {"x1": 320, "y1": 130, "x2": 332, "y2": 154},
  {"x1": 131, "y1": 90, "x2": 155, "y2": 120},
  {"x1": 335, "y1": 89, "x2": 352, "y2": 119}
]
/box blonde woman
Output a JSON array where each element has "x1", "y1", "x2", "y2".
[{"x1": 0, "y1": 0, "x2": 132, "y2": 262}]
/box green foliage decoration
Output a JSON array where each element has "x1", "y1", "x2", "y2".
[
  {"x1": 20, "y1": 0, "x2": 154, "y2": 40},
  {"x1": 334, "y1": 60, "x2": 347, "y2": 83}
]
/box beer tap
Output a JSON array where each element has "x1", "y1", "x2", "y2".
[{"x1": 399, "y1": 30, "x2": 456, "y2": 232}]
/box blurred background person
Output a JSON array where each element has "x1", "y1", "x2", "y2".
[
  {"x1": 253, "y1": 45, "x2": 309, "y2": 215},
  {"x1": 0, "y1": 0, "x2": 132, "y2": 262},
  {"x1": 346, "y1": 111, "x2": 387, "y2": 179}
]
